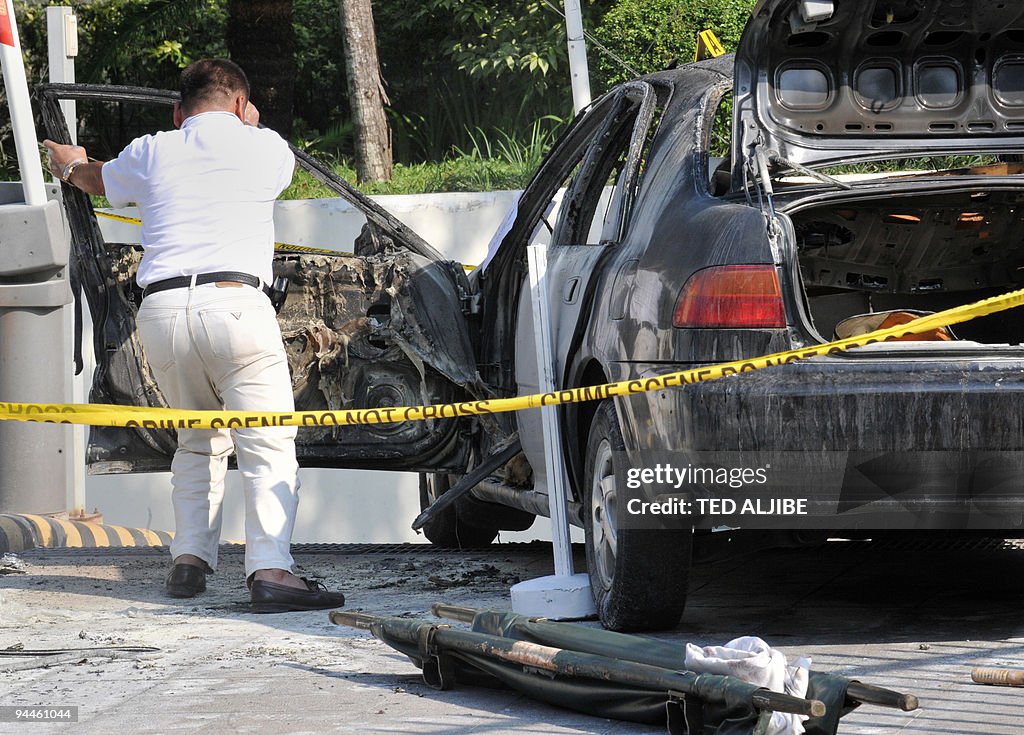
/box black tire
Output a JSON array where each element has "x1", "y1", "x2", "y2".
[
  {"x1": 418, "y1": 472, "x2": 500, "y2": 548},
  {"x1": 583, "y1": 400, "x2": 691, "y2": 631}
]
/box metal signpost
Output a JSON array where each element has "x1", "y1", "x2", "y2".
[
  {"x1": 0, "y1": 0, "x2": 73, "y2": 515},
  {"x1": 510, "y1": 6, "x2": 592, "y2": 615},
  {"x1": 563, "y1": 0, "x2": 592, "y2": 114}
]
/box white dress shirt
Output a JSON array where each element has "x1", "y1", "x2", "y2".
[{"x1": 102, "y1": 111, "x2": 294, "y2": 287}]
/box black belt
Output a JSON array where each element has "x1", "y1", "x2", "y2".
[{"x1": 142, "y1": 271, "x2": 271, "y2": 299}]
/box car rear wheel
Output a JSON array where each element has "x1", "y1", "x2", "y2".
[
  {"x1": 418, "y1": 472, "x2": 501, "y2": 548},
  {"x1": 584, "y1": 400, "x2": 691, "y2": 631}
]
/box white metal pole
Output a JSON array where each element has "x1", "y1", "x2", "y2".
[
  {"x1": 509, "y1": 246, "x2": 595, "y2": 619},
  {"x1": 46, "y1": 6, "x2": 84, "y2": 515},
  {"x1": 0, "y1": 0, "x2": 46, "y2": 206},
  {"x1": 527, "y1": 245, "x2": 575, "y2": 577},
  {"x1": 563, "y1": 0, "x2": 592, "y2": 114},
  {"x1": 46, "y1": 7, "x2": 77, "y2": 144}
]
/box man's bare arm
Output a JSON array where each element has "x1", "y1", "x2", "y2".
[
  {"x1": 63, "y1": 161, "x2": 106, "y2": 196},
  {"x1": 42, "y1": 139, "x2": 106, "y2": 196}
]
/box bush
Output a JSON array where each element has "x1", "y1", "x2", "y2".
[{"x1": 592, "y1": 0, "x2": 754, "y2": 89}]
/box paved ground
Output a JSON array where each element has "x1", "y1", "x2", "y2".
[{"x1": 1, "y1": 536, "x2": 1023, "y2": 734}]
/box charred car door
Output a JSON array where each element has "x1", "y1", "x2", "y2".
[
  {"x1": 36, "y1": 84, "x2": 481, "y2": 474},
  {"x1": 471, "y1": 82, "x2": 665, "y2": 510}
]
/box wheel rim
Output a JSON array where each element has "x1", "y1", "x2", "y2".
[{"x1": 590, "y1": 437, "x2": 618, "y2": 591}]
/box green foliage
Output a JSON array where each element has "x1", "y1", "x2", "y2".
[
  {"x1": 710, "y1": 92, "x2": 732, "y2": 159},
  {"x1": 18, "y1": 0, "x2": 228, "y2": 163},
  {"x1": 282, "y1": 0, "x2": 589, "y2": 165},
  {"x1": 374, "y1": 0, "x2": 612, "y2": 162},
  {"x1": 414, "y1": 0, "x2": 568, "y2": 85},
  {"x1": 288, "y1": 113, "x2": 565, "y2": 198},
  {"x1": 4, "y1": 0, "x2": 763, "y2": 191},
  {"x1": 292, "y1": 0, "x2": 345, "y2": 136},
  {"x1": 292, "y1": 119, "x2": 354, "y2": 166},
  {"x1": 592, "y1": 0, "x2": 755, "y2": 88},
  {"x1": 74, "y1": 0, "x2": 228, "y2": 87},
  {"x1": 387, "y1": 72, "x2": 566, "y2": 163},
  {"x1": 821, "y1": 156, "x2": 1003, "y2": 176},
  {"x1": 454, "y1": 116, "x2": 566, "y2": 170}
]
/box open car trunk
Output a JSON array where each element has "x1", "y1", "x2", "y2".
[
  {"x1": 732, "y1": 0, "x2": 1024, "y2": 349},
  {"x1": 784, "y1": 180, "x2": 1024, "y2": 345}
]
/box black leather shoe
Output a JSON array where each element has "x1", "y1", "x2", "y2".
[
  {"x1": 165, "y1": 564, "x2": 208, "y2": 598},
  {"x1": 249, "y1": 578, "x2": 345, "y2": 613}
]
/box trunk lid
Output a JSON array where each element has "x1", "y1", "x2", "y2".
[{"x1": 733, "y1": 0, "x2": 1024, "y2": 170}]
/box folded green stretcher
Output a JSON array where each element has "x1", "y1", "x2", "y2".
[{"x1": 331, "y1": 604, "x2": 918, "y2": 735}]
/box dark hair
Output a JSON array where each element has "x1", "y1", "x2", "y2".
[{"x1": 179, "y1": 59, "x2": 250, "y2": 112}]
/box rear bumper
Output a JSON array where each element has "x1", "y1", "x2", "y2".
[
  {"x1": 616, "y1": 348, "x2": 1024, "y2": 529},
  {"x1": 624, "y1": 349, "x2": 1024, "y2": 452}
]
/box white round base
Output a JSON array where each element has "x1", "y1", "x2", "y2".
[{"x1": 510, "y1": 573, "x2": 597, "y2": 620}]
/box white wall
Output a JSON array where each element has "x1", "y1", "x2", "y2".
[
  {"x1": 96, "y1": 190, "x2": 523, "y2": 266},
  {"x1": 85, "y1": 192, "x2": 577, "y2": 544}
]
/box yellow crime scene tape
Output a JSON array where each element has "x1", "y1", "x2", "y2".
[
  {"x1": 4, "y1": 286, "x2": 1024, "y2": 429},
  {"x1": 95, "y1": 210, "x2": 478, "y2": 268}
]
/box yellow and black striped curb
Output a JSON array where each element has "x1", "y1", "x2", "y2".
[
  {"x1": 2, "y1": 285, "x2": 1024, "y2": 429},
  {"x1": 0, "y1": 514, "x2": 173, "y2": 553}
]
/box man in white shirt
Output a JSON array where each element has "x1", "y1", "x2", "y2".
[{"x1": 44, "y1": 59, "x2": 345, "y2": 613}]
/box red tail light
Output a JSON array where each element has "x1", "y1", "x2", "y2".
[{"x1": 673, "y1": 265, "x2": 786, "y2": 328}]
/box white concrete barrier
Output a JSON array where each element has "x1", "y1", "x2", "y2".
[{"x1": 97, "y1": 190, "x2": 523, "y2": 266}]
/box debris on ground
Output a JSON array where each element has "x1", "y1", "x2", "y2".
[
  {"x1": 972, "y1": 667, "x2": 1024, "y2": 687},
  {"x1": 0, "y1": 553, "x2": 26, "y2": 574}
]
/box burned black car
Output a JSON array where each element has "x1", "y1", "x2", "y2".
[
  {"x1": 474, "y1": 0, "x2": 1024, "y2": 630},
  {"x1": 38, "y1": 0, "x2": 1024, "y2": 633}
]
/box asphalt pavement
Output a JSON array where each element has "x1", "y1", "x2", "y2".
[{"x1": 1, "y1": 536, "x2": 1022, "y2": 734}]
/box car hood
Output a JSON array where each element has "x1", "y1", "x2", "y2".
[{"x1": 733, "y1": 0, "x2": 1024, "y2": 169}]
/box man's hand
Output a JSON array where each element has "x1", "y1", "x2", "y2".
[
  {"x1": 243, "y1": 101, "x2": 260, "y2": 127},
  {"x1": 42, "y1": 139, "x2": 89, "y2": 181},
  {"x1": 41, "y1": 139, "x2": 106, "y2": 196}
]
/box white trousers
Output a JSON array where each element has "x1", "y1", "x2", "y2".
[{"x1": 136, "y1": 281, "x2": 299, "y2": 577}]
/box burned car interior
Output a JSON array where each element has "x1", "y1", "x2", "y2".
[{"x1": 792, "y1": 191, "x2": 1024, "y2": 343}]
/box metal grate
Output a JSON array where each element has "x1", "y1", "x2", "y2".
[{"x1": 18, "y1": 540, "x2": 578, "y2": 559}]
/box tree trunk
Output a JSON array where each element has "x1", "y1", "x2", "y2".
[
  {"x1": 339, "y1": 0, "x2": 392, "y2": 182},
  {"x1": 226, "y1": 0, "x2": 296, "y2": 138}
]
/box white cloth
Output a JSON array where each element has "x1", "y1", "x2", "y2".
[
  {"x1": 685, "y1": 636, "x2": 811, "y2": 735},
  {"x1": 479, "y1": 191, "x2": 521, "y2": 271},
  {"x1": 101, "y1": 111, "x2": 294, "y2": 287},
  {"x1": 137, "y1": 282, "x2": 299, "y2": 577}
]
